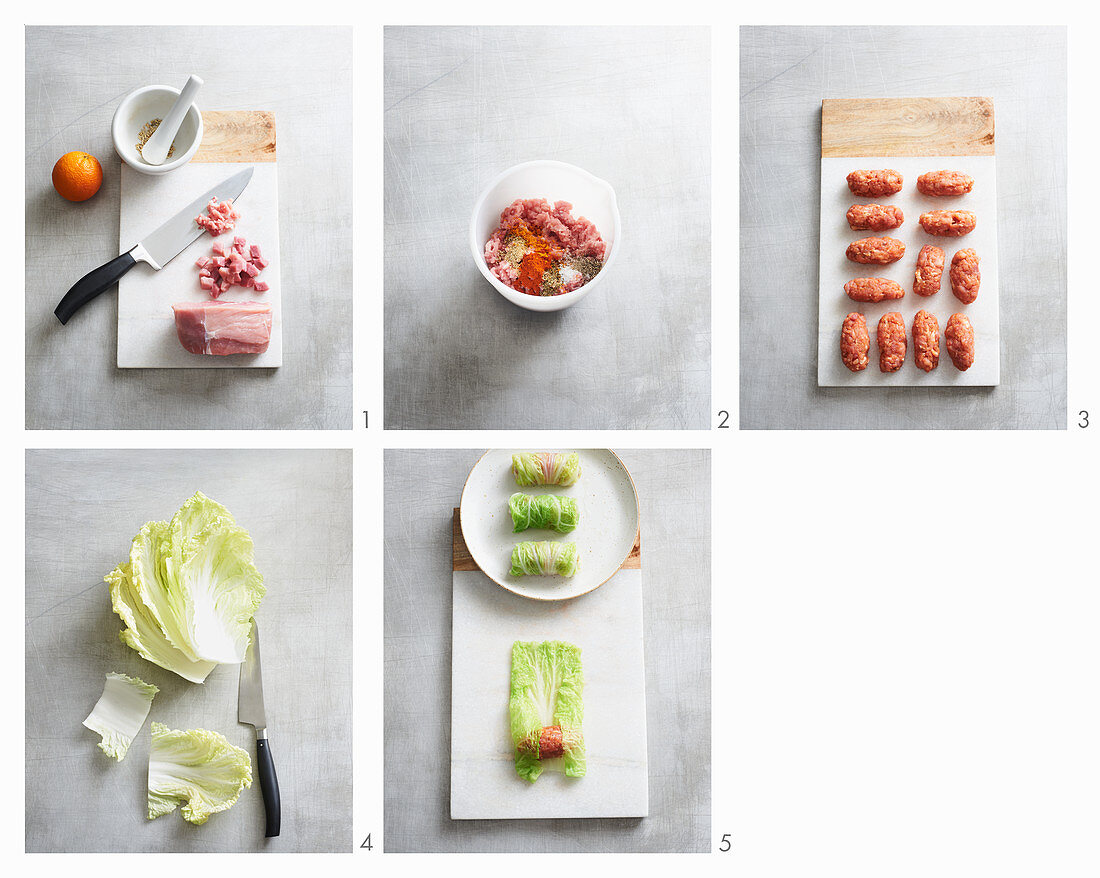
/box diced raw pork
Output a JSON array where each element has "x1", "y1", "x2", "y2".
[
  {"x1": 195, "y1": 198, "x2": 240, "y2": 235},
  {"x1": 172, "y1": 301, "x2": 272, "y2": 356},
  {"x1": 195, "y1": 234, "x2": 270, "y2": 296},
  {"x1": 252, "y1": 281, "x2": 269, "y2": 293}
]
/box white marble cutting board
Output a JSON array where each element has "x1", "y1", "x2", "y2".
[
  {"x1": 118, "y1": 161, "x2": 282, "y2": 368},
  {"x1": 450, "y1": 552, "x2": 648, "y2": 819}
]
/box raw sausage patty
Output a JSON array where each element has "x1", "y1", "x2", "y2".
[
  {"x1": 847, "y1": 169, "x2": 904, "y2": 197},
  {"x1": 950, "y1": 248, "x2": 981, "y2": 304},
  {"x1": 847, "y1": 236, "x2": 906, "y2": 264},
  {"x1": 877, "y1": 312, "x2": 907, "y2": 373},
  {"x1": 912, "y1": 310, "x2": 940, "y2": 372},
  {"x1": 913, "y1": 245, "x2": 945, "y2": 297},
  {"x1": 840, "y1": 313, "x2": 870, "y2": 372},
  {"x1": 846, "y1": 203, "x2": 904, "y2": 231},
  {"x1": 917, "y1": 170, "x2": 975, "y2": 197},
  {"x1": 944, "y1": 313, "x2": 975, "y2": 371},
  {"x1": 844, "y1": 277, "x2": 905, "y2": 303},
  {"x1": 919, "y1": 210, "x2": 977, "y2": 237}
]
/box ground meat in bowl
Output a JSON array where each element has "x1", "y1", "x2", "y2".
[{"x1": 484, "y1": 198, "x2": 608, "y2": 296}]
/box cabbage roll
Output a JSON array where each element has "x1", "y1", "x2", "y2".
[
  {"x1": 512, "y1": 452, "x2": 581, "y2": 487},
  {"x1": 509, "y1": 493, "x2": 580, "y2": 534},
  {"x1": 510, "y1": 641, "x2": 585, "y2": 782},
  {"x1": 510, "y1": 541, "x2": 579, "y2": 577}
]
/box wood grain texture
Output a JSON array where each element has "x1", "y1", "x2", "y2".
[
  {"x1": 822, "y1": 97, "x2": 995, "y2": 157},
  {"x1": 194, "y1": 110, "x2": 277, "y2": 162},
  {"x1": 452, "y1": 509, "x2": 479, "y2": 571},
  {"x1": 452, "y1": 508, "x2": 641, "y2": 571}
]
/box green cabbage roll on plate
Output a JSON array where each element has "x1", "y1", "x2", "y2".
[
  {"x1": 509, "y1": 493, "x2": 579, "y2": 533},
  {"x1": 510, "y1": 541, "x2": 580, "y2": 578},
  {"x1": 512, "y1": 452, "x2": 581, "y2": 487},
  {"x1": 460, "y1": 449, "x2": 638, "y2": 601}
]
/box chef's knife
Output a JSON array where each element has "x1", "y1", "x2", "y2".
[
  {"x1": 239, "y1": 618, "x2": 281, "y2": 838},
  {"x1": 54, "y1": 166, "x2": 254, "y2": 325}
]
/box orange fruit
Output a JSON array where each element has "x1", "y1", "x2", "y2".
[{"x1": 52, "y1": 151, "x2": 103, "y2": 202}]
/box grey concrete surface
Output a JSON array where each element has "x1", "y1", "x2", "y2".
[
  {"x1": 384, "y1": 448, "x2": 711, "y2": 852},
  {"x1": 26, "y1": 449, "x2": 352, "y2": 852},
  {"x1": 384, "y1": 27, "x2": 711, "y2": 430},
  {"x1": 740, "y1": 26, "x2": 1067, "y2": 429},
  {"x1": 26, "y1": 26, "x2": 352, "y2": 429}
]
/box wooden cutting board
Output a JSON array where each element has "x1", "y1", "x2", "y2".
[
  {"x1": 822, "y1": 97, "x2": 994, "y2": 157},
  {"x1": 117, "y1": 111, "x2": 282, "y2": 368},
  {"x1": 450, "y1": 509, "x2": 649, "y2": 820},
  {"x1": 818, "y1": 97, "x2": 999, "y2": 387}
]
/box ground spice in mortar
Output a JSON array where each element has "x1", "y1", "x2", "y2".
[{"x1": 136, "y1": 119, "x2": 176, "y2": 159}]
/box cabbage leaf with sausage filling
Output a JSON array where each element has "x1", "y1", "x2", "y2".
[
  {"x1": 510, "y1": 541, "x2": 579, "y2": 578},
  {"x1": 509, "y1": 641, "x2": 585, "y2": 783},
  {"x1": 511, "y1": 452, "x2": 581, "y2": 487},
  {"x1": 509, "y1": 493, "x2": 580, "y2": 533}
]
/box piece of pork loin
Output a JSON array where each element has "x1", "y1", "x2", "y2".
[{"x1": 172, "y1": 301, "x2": 272, "y2": 356}]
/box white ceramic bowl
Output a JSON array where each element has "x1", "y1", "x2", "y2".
[
  {"x1": 469, "y1": 160, "x2": 621, "y2": 312},
  {"x1": 112, "y1": 85, "x2": 203, "y2": 176}
]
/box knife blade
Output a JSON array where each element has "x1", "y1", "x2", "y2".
[
  {"x1": 239, "y1": 618, "x2": 281, "y2": 838},
  {"x1": 54, "y1": 166, "x2": 254, "y2": 324}
]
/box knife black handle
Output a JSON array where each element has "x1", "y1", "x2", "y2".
[
  {"x1": 54, "y1": 251, "x2": 137, "y2": 325},
  {"x1": 257, "y1": 737, "x2": 281, "y2": 838}
]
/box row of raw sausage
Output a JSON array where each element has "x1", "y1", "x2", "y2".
[
  {"x1": 846, "y1": 247, "x2": 981, "y2": 303},
  {"x1": 846, "y1": 209, "x2": 977, "y2": 237},
  {"x1": 840, "y1": 311, "x2": 974, "y2": 373},
  {"x1": 846, "y1": 169, "x2": 975, "y2": 198}
]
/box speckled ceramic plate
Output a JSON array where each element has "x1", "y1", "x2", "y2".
[{"x1": 459, "y1": 449, "x2": 639, "y2": 601}]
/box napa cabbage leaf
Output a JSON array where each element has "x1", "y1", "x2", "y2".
[
  {"x1": 82, "y1": 672, "x2": 159, "y2": 761},
  {"x1": 106, "y1": 492, "x2": 266, "y2": 684},
  {"x1": 147, "y1": 722, "x2": 252, "y2": 824}
]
